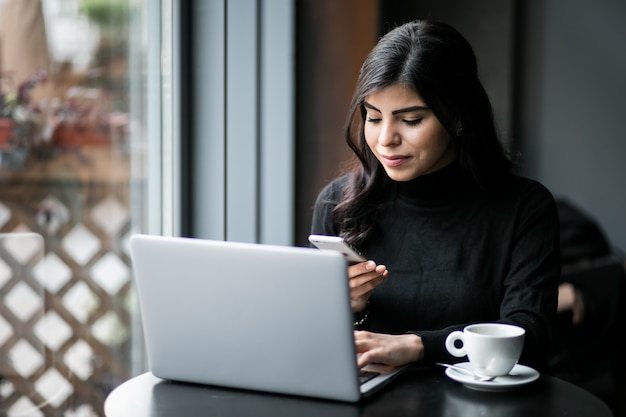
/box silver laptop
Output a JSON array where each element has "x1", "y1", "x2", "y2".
[{"x1": 129, "y1": 234, "x2": 405, "y2": 402}]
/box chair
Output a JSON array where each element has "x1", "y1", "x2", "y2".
[{"x1": 550, "y1": 199, "x2": 626, "y2": 415}]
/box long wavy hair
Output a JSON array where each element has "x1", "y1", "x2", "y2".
[{"x1": 335, "y1": 20, "x2": 513, "y2": 246}]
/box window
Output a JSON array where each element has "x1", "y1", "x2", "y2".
[
  {"x1": 0, "y1": 0, "x2": 293, "y2": 414},
  {"x1": 0, "y1": 0, "x2": 160, "y2": 414},
  {"x1": 189, "y1": 0, "x2": 294, "y2": 244}
]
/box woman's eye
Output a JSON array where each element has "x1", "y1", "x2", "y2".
[
  {"x1": 366, "y1": 117, "x2": 381, "y2": 123},
  {"x1": 404, "y1": 118, "x2": 423, "y2": 126}
]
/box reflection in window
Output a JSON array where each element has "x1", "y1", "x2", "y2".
[{"x1": 0, "y1": 0, "x2": 151, "y2": 415}]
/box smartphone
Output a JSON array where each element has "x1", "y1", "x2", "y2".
[{"x1": 308, "y1": 234, "x2": 366, "y2": 264}]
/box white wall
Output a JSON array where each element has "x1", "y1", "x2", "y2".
[{"x1": 518, "y1": 0, "x2": 626, "y2": 251}]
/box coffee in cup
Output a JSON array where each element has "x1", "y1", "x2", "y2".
[{"x1": 445, "y1": 323, "x2": 525, "y2": 377}]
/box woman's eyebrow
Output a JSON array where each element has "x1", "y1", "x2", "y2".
[
  {"x1": 391, "y1": 105, "x2": 430, "y2": 115},
  {"x1": 363, "y1": 102, "x2": 429, "y2": 114}
]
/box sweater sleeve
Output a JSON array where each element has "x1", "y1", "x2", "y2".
[
  {"x1": 499, "y1": 182, "x2": 560, "y2": 369},
  {"x1": 417, "y1": 182, "x2": 560, "y2": 370}
]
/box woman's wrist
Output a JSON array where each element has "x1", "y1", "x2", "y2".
[
  {"x1": 353, "y1": 300, "x2": 370, "y2": 327},
  {"x1": 407, "y1": 334, "x2": 424, "y2": 363}
]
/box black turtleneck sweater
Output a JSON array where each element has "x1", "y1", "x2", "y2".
[{"x1": 310, "y1": 163, "x2": 560, "y2": 370}]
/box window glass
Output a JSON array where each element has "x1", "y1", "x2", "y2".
[{"x1": 0, "y1": 0, "x2": 154, "y2": 415}]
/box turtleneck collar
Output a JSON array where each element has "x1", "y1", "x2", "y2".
[{"x1": 393, "y1": 161, "x2": 467, "y2": 201}]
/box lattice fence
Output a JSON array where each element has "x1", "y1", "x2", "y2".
[{"x1": 0, "y1": 172, "x2": 137, "y2": 416}]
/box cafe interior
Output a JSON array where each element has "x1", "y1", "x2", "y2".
[{"x1": 0, "y1": 0, "x2": 624, "y2": 416}]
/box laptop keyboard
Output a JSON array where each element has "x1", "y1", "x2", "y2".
[{"x1": 359, "y1": 370, "x2": 380, "y2": 385}]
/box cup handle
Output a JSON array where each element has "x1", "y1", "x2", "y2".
[{"x1": 445, "y1": 330, "x2": 466, "y2": 357}]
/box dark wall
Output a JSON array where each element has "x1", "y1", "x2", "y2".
[
  {"x1": 294, "y1": 0, "x2": 378, "y2": 246},
  {"x1": 516, "y1": 0, "x2": 626, "y2": 251}
]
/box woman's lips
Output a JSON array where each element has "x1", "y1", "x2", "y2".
[{"x1": 380, "y1": 154, "x2": 409, "y2": 167}]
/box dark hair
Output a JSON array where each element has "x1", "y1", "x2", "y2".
[{"x1": 335, "y1": 20, "x2": 513, "y2": 246}]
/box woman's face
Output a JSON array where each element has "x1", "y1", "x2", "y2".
[{"x1": 363, "y1": 84, "x2": 457, "y2": 182}]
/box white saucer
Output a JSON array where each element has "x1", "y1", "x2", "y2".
[{"x1": 444, "y1": 362, "x2": 539, "y2": 392}]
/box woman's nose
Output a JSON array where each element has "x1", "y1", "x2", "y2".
[{"x1": 378, "y1": 122, "x2": 400, "y2": 146}]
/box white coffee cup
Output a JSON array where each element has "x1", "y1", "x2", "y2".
[{"x1": 445, "y1": 323, "x2": 525, "y2": 377}]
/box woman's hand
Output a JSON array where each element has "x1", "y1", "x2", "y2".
[
  {"x1": 355, "y1": 331, "x2": 423, "y2": 368},
  {"x1": 348, "y1": 260, "x2": 388, "y2": 312}
]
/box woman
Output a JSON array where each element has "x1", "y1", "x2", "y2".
[{"x1": 310, "y1": 20, "x2": 560, "y2": 371}]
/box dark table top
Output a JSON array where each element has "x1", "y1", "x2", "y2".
[{"x1": 104, "y1": 367, "x2": 613, "y2": 417}]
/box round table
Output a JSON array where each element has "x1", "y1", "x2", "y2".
[{"x1": 104, "y1": 367, "x2": 613, "y2": 417}]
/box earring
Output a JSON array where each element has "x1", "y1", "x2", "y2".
[{"x1": 456, "y1": 127, "x2": 463, "y2": 137}]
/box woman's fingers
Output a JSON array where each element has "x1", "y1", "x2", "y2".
[
  {"x1": 354, "y1": 331, "x2": 423, "y2": 368},
  {"x1": 347, "y1": 261, "x2": 388, "y2": 311}
]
